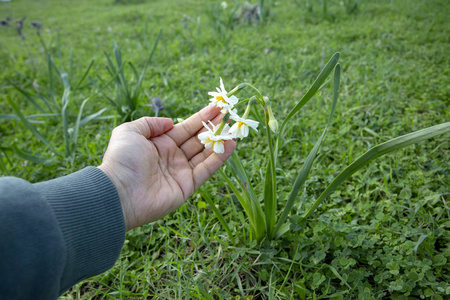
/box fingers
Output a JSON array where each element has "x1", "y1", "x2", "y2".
[
  {"x1": 166, "y1": 105, "x2": 221, "y2": 146},
  {"x1": 120, "y1": 117, "x2": 174, "y2": 138},
  {"x1": 179, "y1": 112, "x2": 226, "y2": 160},
  {"x1": 192, "y1": 140, "x2": 236, "y2": 191}
]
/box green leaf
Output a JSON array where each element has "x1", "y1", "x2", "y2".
[
  {"x1": 73, "y1": 59, "x2": 95, "y2": 93},
  {"x1": 199, "y1": 188, "x2": 234, "y2": 244},
  {"x1": 12, "y1": 144, "x2": 55, "y2": 165},
  {"x1": 133, "y1": 29, "x2": 161, "y2": 101},
  {"x1": 60, "y1": 73, "x2": 71, "y2": 157},
  {"x1": 220, "y1": 169, "x2": 265, "y2": 241},
  {"x1": 79, "y1": 108, "x2": 108, "y2": 127},
  {"x1": 273, "y1": 223, "x2": 290, "y2": 239},
  {"x1": 226, "y1": 153, "x2": 265, "y2": 241},
  {"x1": 327, "y1": 264, "x2": 351, "y2": 288},
  {"x1": 0, "y1": 149, "x2": 7, "y2": 172},
  {"x1": 72, "y1": 98, "x2": 108, "y2": 158},
  {"x1": 302, "y1": 122, "x2": 450, "y2": 219},
  {"x1": 273, "y1": 64, "x2": 340, "y2": 238},
  {"x1": 227, "y1": 152, "x2": 258, "y2": 205},
  {"x1": 5, "y1": 97, "x2": 58, "y2": 155},
  {"x1": 278, "y1": 53, "x2": 340, "y2": 141},
  {"x1": 197, "y1": 201, "x2": 207, "y2": 209},
  {"x1": 0, "y1": 114, "x2": 20, "y2": 121},
  {"x1": 8, "y1": 81, "x2": 46, "y2": 113},
  {"x1": 263, "y1": 124, "x2": 277, "y2": 239},
  {"x1": 413, "y1": 234, "x2": 429, "y2": 254}
]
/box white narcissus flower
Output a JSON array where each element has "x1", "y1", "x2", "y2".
[
  {"x1": 198, "y1": 121, "x2": 233, "y2": 154},
  {"x1": 208, "y1": 78, "x2": 238, "y2": 113},
  {"x1": 229, "y1": 113, "x2": 259, "y2": 139}
]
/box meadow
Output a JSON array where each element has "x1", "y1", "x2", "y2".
[{"x1": 0, "y1": 0, "x2": 449, "y2": 299}]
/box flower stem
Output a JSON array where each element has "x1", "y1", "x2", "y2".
[
  {"x1": 263, "y1": 103, "x2": 277, "y2": 239},
  {"x1": 242, "y1": 97, "x2": 255, "y2": 119},
  {"x1": 214, "y1": 112, "x2": 230, "y2": 135}
]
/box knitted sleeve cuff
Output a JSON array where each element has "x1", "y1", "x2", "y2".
[{"x1": 34, "y1": 166, "x2": 125, "y2": 294}]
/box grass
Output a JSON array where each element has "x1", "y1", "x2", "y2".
[{"x1": 1, "y1": 0, "x2": 449, "y2": 298}]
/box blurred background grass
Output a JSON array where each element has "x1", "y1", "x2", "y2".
[{"x1": 0, "y1": 0, "x2": 449, "y2": 298}]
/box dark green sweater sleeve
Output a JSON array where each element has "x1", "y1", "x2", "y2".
[{"x1": 0, "y1": 167, "x2": 125, "y2": 299}]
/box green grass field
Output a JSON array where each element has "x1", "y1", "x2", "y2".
[{"x1": 1, "y1": 0, "x2": 449, "y2": 299}]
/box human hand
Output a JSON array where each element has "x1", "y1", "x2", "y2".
[{"x1": 98, "y1": 106, "x2": 235, "y2": 231}]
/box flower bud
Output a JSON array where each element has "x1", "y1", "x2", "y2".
[
  {"x1": 268, "y1": 118, "x2": 279, "y2": 133},
  {"x1": 265, "y1": 99, "x2": 278, "y2": 133},
  {"x1": 227, "y1": 83, "x2": 247, "y2": 97}
]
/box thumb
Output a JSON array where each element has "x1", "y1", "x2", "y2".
[{"x1": 128, "y1": 117, "x2": 174, "y2": 138}]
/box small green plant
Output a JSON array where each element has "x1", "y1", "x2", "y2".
[
  {"x1": 0, "y1": 34, "x2": 117, "y2": 163},
  {"x1": 200, "y1": 53, "x2": 450, "y2": 243},
  {"x1": 343, "y1": 0, "x2": 359, "y2": 15},
  {"x1": 294, "y1": 0, "x2": 359, "y2": 23},
  {"x1": 206, "y1": 0, "x2": 239, "y2": 42},
  {"x1": 98, "y1": 30, "x2": 161, "y2": 122}
]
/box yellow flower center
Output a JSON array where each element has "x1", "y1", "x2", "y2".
[
  {"x1": 237, "y1": 121, "x2": 245, "y2": 128},
  {"x1": 216, "y1": 96, "x2": 227, "y2": 103}
]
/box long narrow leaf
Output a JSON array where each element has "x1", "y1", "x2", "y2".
[
  {"x1": 281, "y1": 53, "x2": 340, "y2": 130},
  {"x1": 73, "y1": 59, "x2": 95, "y2": 93},
  {"x1": 8, "y1": 81, "x2": 45, "y2": 112},
  {"x1": 0, "y1": 114, "x2": 20, "y2": 121},
  {"x1": 5, "y1": 97, "x2": 58, "y2": 154},
  {"x1": 88, "y1": 62, "x2": 128, "y2": 107},
  {"x1": 47, "y1": 54, "x2": 55, "y2": 105},
  {"x1": 27, "y1": 113, "x2": 59, "y2": 119},
  {"x1": 302, "y1": 122, "x2": 450, "y2": 219},
  {"x1": 133, "y1": 29, "x2": 162, "y2": 99},
  {"x1": 273, "y1": 223, "x2": 290, "y2": 240},
  {"x1": 71, "y1": 98, "x2": 88, "y2": 154},
  {"x1": 220, "y1": 169, "x2": 265, "y2": 241},
  {"x1": 12, "y1": 145, "x2": 55, "y2": 164},
  {"x1": 227, "y1": 152, "x2": 258, "y2": 202},
  {"x1": 273, "y1": 64, "x2": 341, "y2": 237},
  {"x1": 104, "y1": 52, "x2": 118, "y2": 77},
  {"x1": 113, "y1": 42, "x2": 131, "y2": 102},
  {"x1": 220, "y1": 170, "x2": 252, "y2": 222},
  {"x1": 129, "y1": 62, "x2": 140, "y2": 82},
  {"x1": 0, "y1": 149, "x2": 7, "y2": 173},
  {"x1": 223, "y1": 156, "x2": 266, "y2": 241},
  {"x1": 276, "y1": 53, "x2": 340, "y2": 157},
  {"x1": 263, "y1": 118, "x2": 277, "y2": 238},
  {"x1": 227, "y1": 154, "x2": 264, "y2": 224},
  {"x1": 79, "y1": 108, "x2": 108, "y2": 127},
  {"x1": 71, "y1": 102, "x2": 107, "y2": 160},
  {"x1": 0, "y1": 114, "x2": 55, "y2": 124},
  {"x1": 199, "y1": 188, "x2": 235, "y2": 243},
  {"x1": 60, "y1": 73, "x2": 71, "y2": 157}
]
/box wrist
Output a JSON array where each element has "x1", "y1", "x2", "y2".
[{"x1": 97, "y1": 165, "x2": 132, "y2": 231}]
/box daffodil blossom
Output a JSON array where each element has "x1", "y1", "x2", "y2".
[
  {"x1": 198, "y1": 121, "x2": 233, "y2": 154},
  {"x1": 208, "y1": 78, "x2": 239, "y2": 113},
  {"x1": 229, "y1": 113, "x2": 259, "y2": 139}
]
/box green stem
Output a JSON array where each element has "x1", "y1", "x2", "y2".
[
  {"x1": 242, "y1": 98, "x2": 254, "y2": 119},
  {"x1": 227, "y1": 82, "x2": 265, "y2": 105},
  {"x1": 264, "y1": 103, "x2": 277, "y2": 239},
  {"x1": 214, "y1": 112, "x2": 230, "y2": 135}
]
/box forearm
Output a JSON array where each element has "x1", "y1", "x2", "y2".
[{"x1": 0, "y1": 167, "x2": 126, "y2": 298}]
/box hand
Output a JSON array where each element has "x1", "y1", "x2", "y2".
[{"x1": 98, "y1": 106, "x2": 235, "y2": 231}]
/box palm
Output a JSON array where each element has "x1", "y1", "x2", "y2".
[
  {"x1": 134, "y1": 134, "x2": 195, "y2": 222},
  {"x1": 99, "y1": 106, "x2": 235, "y2": 230}
]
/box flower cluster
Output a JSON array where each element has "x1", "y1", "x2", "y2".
[{"x1": 198, "y1": 78, "x2": 259, "y2": 153}]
